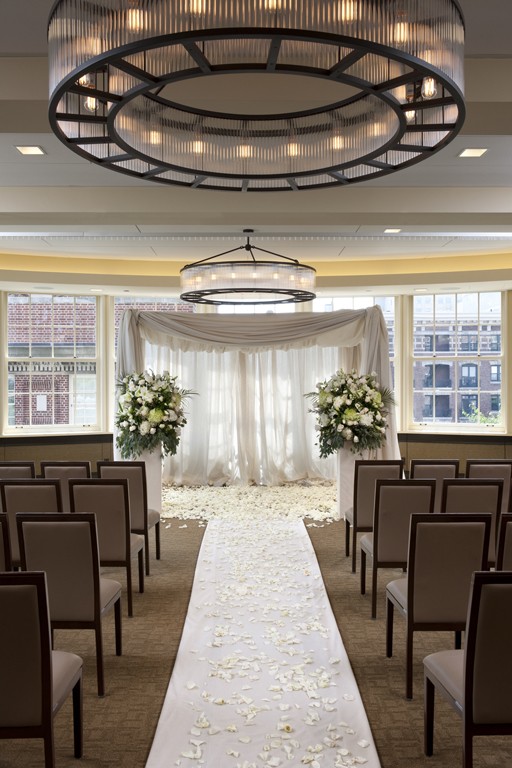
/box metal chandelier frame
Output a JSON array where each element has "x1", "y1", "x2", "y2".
[
  {"x1": 179, "y1": 234, "x2": 316, "y2": 304},
  {"x1": 48, "y1": 0, "x2": 465, "y2": 192}
]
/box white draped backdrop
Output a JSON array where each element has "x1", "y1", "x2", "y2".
[{"x1": 116, "y1": 307, "x2": 400, "y2": 487}]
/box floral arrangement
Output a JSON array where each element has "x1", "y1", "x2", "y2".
[
  {"x1": 115, "y1": 370, "x2": 194, "y2": 459},
  {"x1": 307, "y1": 369, "x2": 394, "y2": 458}
]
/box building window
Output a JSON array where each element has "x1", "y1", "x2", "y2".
[
  {"x1": 412, "y1": 292, "x2": 502, "y2": 427},
  {"x1": 7, "y1": 294, "x2": 99, "y2": 429}
]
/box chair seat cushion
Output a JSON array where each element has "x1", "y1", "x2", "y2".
[
  {"x1": 360, "y1": 533, "x2": 374, "y2": 556},
  {"x1": 423, "y1": 649, "x2": 464, "y2": 708},
  {"x1": 148, "y1": 508, "x2": 161, "y2": 528},
  {"x1": 99, "y1": 577, "x2": 122, "y2": 613},
  {"x1": 386, "y1": 577, "x2": 407, "y2": 612},
  {"x1": 52, "y1": 650, "x2": 82, "y2": 713},
  {"x1": 130, "y1": 532, "x2": 145, "y2": 555}
]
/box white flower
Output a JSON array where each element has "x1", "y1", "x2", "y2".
[{"x1": 139, "y1": 420, "x2": 150, "y2": 435}]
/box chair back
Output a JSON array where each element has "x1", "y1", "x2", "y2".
[
  {"x1": 465, "y1": 571, "x2": 512, "y2": 725},
  {"x1": 0, "y1": 571, "x2": 50, "y2": 729},
  {"x1": 69, "y1": 479, "x2": 130, "y2": 562},
  {"x1": 408, "y1": 513, "x2": 491, "y2": 625},
  {"x1": 97, "y1": 461, "x2": 147, "y2": 531},
  {"x1": 17, "y1": 514, "x2": 100, "y2": 623},
  {"x1": 41, "y1": 461, "x2": 91, "y2": 514},
  {"x1": 496, "y1": 513, "x2": 512, "y2": 570},
  {"x1": 374, "y1": 479, "x2": 435, "y2": 563},
  {"x1": 0, "y1": 462, "x2": 36, "y2": 480},
  {"x1": 409, "y1": 460, "x2": 459, "y2": 513},
  {"x1": 0, "y1": 514, "x2": 12, "y2": 572},
  {"x1": 466, "y1": 460, "x2": 512, "y2": 517},
  {"x1": 0, "y1": 479, "x2": 62, "y2": 566},
  {"x1": 354, "y1": 460, "x2": 404, "y2": 529},
  {"x1": 440, "y1": 478, "x2": 503, "y2": 565}
]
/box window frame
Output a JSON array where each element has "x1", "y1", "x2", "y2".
[{"x1": 1, "y1": 292, "x2": 104, "y2": 436}]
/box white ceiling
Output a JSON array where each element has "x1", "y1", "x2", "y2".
[{"x1": 0, "y1": 0, "x2": 512, "y2": 296}]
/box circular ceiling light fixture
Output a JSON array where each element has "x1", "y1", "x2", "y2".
[
  {"x1": 179, "y1": 231, "x2": 316, "y2": 304},
  {"x1": 48, "y1": 0, "x2": 465, "y2": 192}
]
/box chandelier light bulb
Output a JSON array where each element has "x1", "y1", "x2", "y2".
[
  {"x1": 331, "y1": 134, "x2": 344, "y2": 150},
  {"x1": 84, "y1": 95, "x2": 99, "y2": 112},
  {"x1": 339, "y1": 0, "x2": 356, "y2": 23},
  {"x1": 192, "y1": 140, "x2": 204, "y2": 154},
  {"x1": 126, "y1": 8, "x2": 146, "y2": 31},
  {"x1": 189, "y1": 0, "x2": 206, "y2": 15},
  {"x1": 421, "y1": 77, "x2": 438, "y2": 99},
  {"x1": 238, "y1": 144, "x2": 253, "y2": 158},
  {"x1": 405, "y1": 109, "x2": 416, "y2": 124},
  {"x1": 149, "y1": 130, "x2": 162, "y2": 145},
  {"x1": 287, "y1": 142, "x2": 299, "y2": 157}
]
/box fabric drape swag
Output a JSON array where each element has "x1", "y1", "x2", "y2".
[{"x1": 116, "y1": 307, "x2": 400, "y2": 492}]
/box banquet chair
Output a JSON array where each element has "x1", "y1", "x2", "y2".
[
  {"x1": 345, "y1": 459, "x2": 404, "y2": 573},
  {"x1": 424, "y1": 570, "x2": 512, "y2": 768},
  {"x1": 0, "y1": 462, "x2": 36, "y2": 512},
  {"x1": 440, "y1": 478, "x2": 503, "y2": 566},
  {"x1": 360, "y1": 478, "x2": 435, "y2": 618},
  {"x1": 409, "y1": 459, "x2": 459, "y2": 514},
  {"x1": 0, "y1": 571, "x2": 83, "y2": 767},
  {"x1": 97, "y1": 460, "x2": 161, "y2": 575},
  {"x1": 496, "y1": 513, "x2": 512, "y2": 570},
  {"x1": 17, "y1": 513, "x2": 122, "y2": 698},
  {"x1": 41, "y1": 461, "x2": 91, "y2": 514},
  {"x1": 0, "y1": 479, "x2": 62, "y2": 568},
  {"x1": 465, "y1": 459, "x2": 512, "y2": 517},
  {"x1": 0, "y1": 461, "x2": 36, "y2": 479},
  {"x1": 0, "y1": 513, "x2": 12, "y2": 571},
  {"x1": 69, "y1": 478, "x2": 144, "y2": 617},
  {"x1": 386, "y1": 513, "x2": 491, "y2": 699}
]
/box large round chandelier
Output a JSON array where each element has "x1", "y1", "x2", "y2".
[
  {"x1": 48, "y1": 0, "x2": 465, "y2": 192},
  {"x1": 179, "y1": 232, "x2": 316, "y2": 304}
]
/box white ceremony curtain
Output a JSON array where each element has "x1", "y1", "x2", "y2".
[{"x1": 117, "y1": 307, "x2": 400, "y2": 486}]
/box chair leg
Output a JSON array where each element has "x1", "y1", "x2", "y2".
[
  {"x1": 406, "y1": 629, "x2": 414, "y2": 699},
  {"x1": 155, "y1": 520, "x2": 161, "y2": 560},
  {"x1": 114, "y1": 597, "x2": 122, "y2": 656},
  {"x1": 72, "y1": 676, "x2": 83, "y2": 758},
  {"x1": 352, "y1": 527, "x2": 357, "y2": 573},
  {"x1": 95, "y1": 624, "x2": 105, "y2": 697},
  {"x1": 138, "y1": 550, "x2": 144, "y2": 594},
  {"x1": 43, "y1": 729, "x2": 55, "y2": 768},
  {"x1": 126, "y1": 559, "x2": 134, "y2": 617},
  {"x1": 463, "y1": 722, "x2": 473, "y2": 768},
  {"x1": 424, "y1": 675, "x2": 435, "y2": 756},
  {"x1": 455, "y1": 630, "x2": 462, "y2": 649},
  {"x1": 386, "y1": 597, "x2": 394, "y2": 657},
  {"x1": 371, "y1": 563, "x2": 378, "y2": 619},
  {"x1": 145, "y1": 534, "x2": 150, "y2": 576},
  {"x1": 360, "y1": 550, "x2": 366, "y2": 594},
  {"x1": 345, "y1": 519, "x2": 350, "y2": 557}
]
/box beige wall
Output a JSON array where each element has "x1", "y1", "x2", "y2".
[
  {"x1": 398, "y1": 435, "x2": 512, "y2": 475},
  {"x1": 0, "y1": 435, "x2": 113, "y2": 476}
]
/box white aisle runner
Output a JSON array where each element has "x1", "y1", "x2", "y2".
[{"x1": 146, "y1": 520, "x2": 381, "y2": 768}]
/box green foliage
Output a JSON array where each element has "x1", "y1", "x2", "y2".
[
  {"x1": 115, "y1": 370, "x2": 195, "y2": 459},
  {"x1": 306, "y1": 369, "x2": 395, "y2": 458}
]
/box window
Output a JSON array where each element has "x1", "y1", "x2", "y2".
[
  {"x1": 411, "y1": 292, "x2": 502, "y2": 427},
  {"x1": 7, "y1": 294, "x2": 99, "y2": 429}
]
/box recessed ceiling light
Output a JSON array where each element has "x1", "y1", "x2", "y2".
[
  {"x1": 458, "y1": 148, "x2": 487, "y2": 158},
  {"x1": 414, "y1": 288, "x2": 428, "y2": 293},
  {"x1": 384, "y1": 228, "x2": 402, "y2": 234},
  {"x1": 90, "y1": 288, "x2": 103, "y2": 293},
  {"x1": 15, "y1": 145, "x2": 46, "y2": 155}
]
